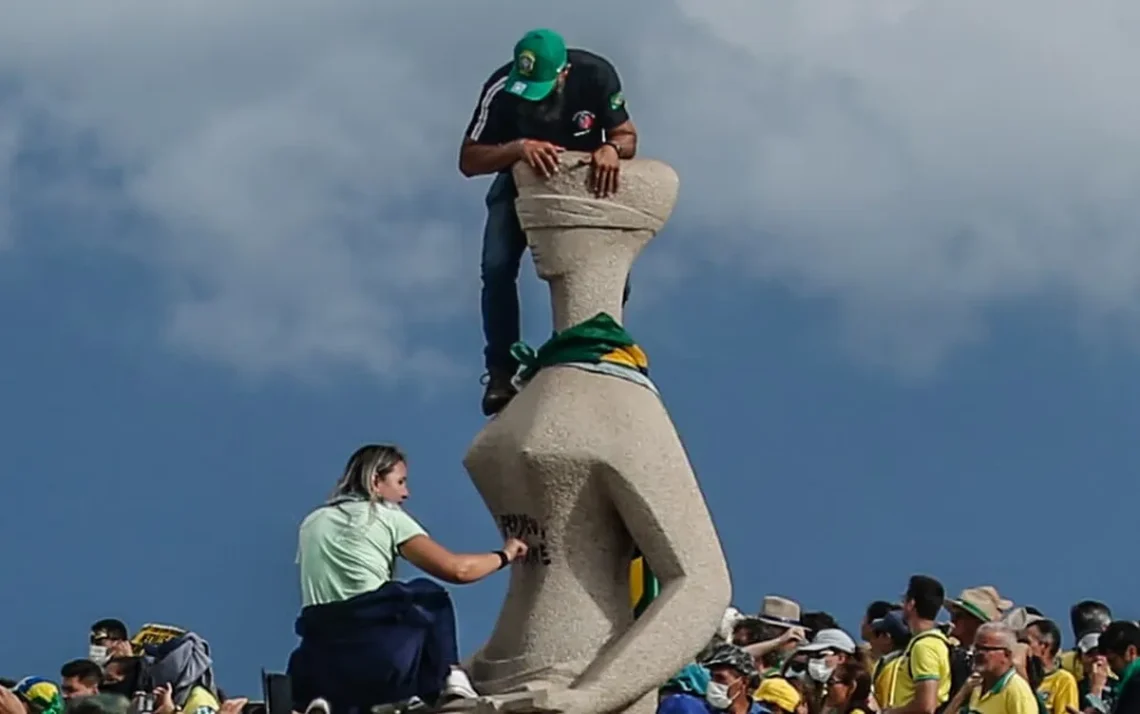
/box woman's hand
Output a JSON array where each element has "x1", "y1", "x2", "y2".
[
  {"x1": 153, "y1": 684, "x2": 176, "y2": 714},
  {"x1": 502, "y1": 537, "x2": 529, "y2": 562}
]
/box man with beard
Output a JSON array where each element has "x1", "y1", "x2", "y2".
[{"x1": 459, "y1": 28, "x2": 639, "y2": 416}]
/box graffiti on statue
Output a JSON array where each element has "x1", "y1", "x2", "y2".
[{"x1": 497, "y1": 513, "x2": 553, "y2": 566}]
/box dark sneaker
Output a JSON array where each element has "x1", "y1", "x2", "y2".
[{"x1": 480, "y1": 369, "x2": 517, "y2": 416}]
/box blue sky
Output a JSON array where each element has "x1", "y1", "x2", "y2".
[{"x1": 3, "y1": 0, "x2": 1140, "y2": 698}]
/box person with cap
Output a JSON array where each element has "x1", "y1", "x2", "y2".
[
  {"x1": 1061, "y1": 602, "x2": 1114, "y2": 684},
  {"x1": 459, "y1": 27, "x2": 639, "y2": 416},
  {"x1": 798, "y1": 630, "x2": 859, "y2": 686},
  {"x1": 2, "y1": 679, "x2": 64, "y2": 714},
  {"x1": 868, "y1": 611, "x2": 910, "y2": 709},
  {"x1": 746, "y1": 597, "x2": 808, "y2": 678},
  {"x1": 883, "y1": 575, "x2": 952, "y2": 714},
  {"x1": 946, "y1": 587, "x2": 1013, "y2": 701},
  {"x1": 88, "y1": 621, "x2": 132, "y2": 667},
  {"x1": 755, "y1": 678, "x2": 804, "y2": 714},
  {"x1": 700, "y1": 643, "x2": 766, "y2": 714},
  {"x1": 657, "y1": 663, "x2": 713, "y2": 714},
  {"x1": 862, "y1": 603, "x2": 901, "y2": 676},
  {"x1": 1073, "y1": 633, "x2": 1114, "y2": 713},
  {"x1": 1023, "y1": 619, "x2": 1079, "y2": 714}
]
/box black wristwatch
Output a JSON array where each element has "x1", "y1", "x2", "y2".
[
  {"x1": 603, "y1": 140, "x2": 621, "y2": 157},
  {"x1": 494, "y1": 550, "x2": 510, "y2": 570}
]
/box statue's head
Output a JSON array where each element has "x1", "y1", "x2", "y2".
[{"x1": 511, "y1": 153, "x2": 679, "y2": 281}]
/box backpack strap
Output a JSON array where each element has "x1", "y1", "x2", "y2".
[{"x1": 905, "y1": 630, "x2": 951, "y2": 680}]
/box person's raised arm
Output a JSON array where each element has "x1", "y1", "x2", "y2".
[
  {"x1": 743, "y1": 628, "x2": 806, "y2": 660},
  {"x1": 399, "y1": 534, "x2": 527, "y2": 585}
]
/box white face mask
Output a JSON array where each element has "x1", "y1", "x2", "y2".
[
  {"x1": 808, "y1": 659, "x2": 835, "y2": 683},
  {"x1": 706, "y1": 681, "x2": 735, "y2": 710},
  {"x1": 88, "y1": 645, "x2": 109, "y2": 665}
]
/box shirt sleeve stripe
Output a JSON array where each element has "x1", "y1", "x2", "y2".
[{"x1": 469, "y1": 76, "x2": 508, "y2": 141}]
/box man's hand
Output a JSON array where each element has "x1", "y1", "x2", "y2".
[
  {"x1": 589, "y1": 143, "x2": 620, "y2": 198},
  {"x1": 515, "y1": 139, "x2": 564, "y2": 178},
  {"x1": 779, "y1": 626, "x2": 807, "y2": 646},
  {"x1": 108, "y1": 640, "x2": 134, "y2": 658}
]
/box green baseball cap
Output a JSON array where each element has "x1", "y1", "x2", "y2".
[{"x1": 505, "y1": 28, "x2": 568, "y2": 101}]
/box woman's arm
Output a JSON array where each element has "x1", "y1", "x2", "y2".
[{"x1": 400, "y1": 535, "x2": 526, "y2": 585}]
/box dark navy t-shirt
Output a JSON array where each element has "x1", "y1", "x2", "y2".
[{"x1": 464, "y1": 48, "x2": 631, "y2": 152}]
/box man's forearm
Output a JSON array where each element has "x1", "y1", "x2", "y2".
[
  {"x1": 459, "y1": 141, "x2": 521, "y2": 177},
  {"x1": 606, "y1": 130, "x2": 637, "y2": 159}
]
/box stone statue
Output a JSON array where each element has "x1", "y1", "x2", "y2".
[{"x1": 461, "y1": 153, "x2": 732, "y2": 714}]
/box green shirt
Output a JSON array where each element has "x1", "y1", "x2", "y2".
[{"x1": 297, "y1": 499, "x2": 427, "y2": 606}]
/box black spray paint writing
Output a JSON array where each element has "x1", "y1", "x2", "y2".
[{"x1": 498, "y1": 513, "x2": 553, "y2": 566}]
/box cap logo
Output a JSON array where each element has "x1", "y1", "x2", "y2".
[{"x1": 517, "y1": 50, "x2": 536, "y2": 77}]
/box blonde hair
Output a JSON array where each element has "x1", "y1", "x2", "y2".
[{"x1": 328, "y1": 444, "x2": 407, "y2": 505}]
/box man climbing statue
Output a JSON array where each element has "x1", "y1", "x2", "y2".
[{"x1": 459, "y1": 28, "x2": 639, "y2": 416}]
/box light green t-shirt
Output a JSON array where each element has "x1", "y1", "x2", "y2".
[{"x1": 297, "y1": 499, "x2": 427, "y2": 607}]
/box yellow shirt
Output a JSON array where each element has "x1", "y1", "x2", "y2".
[
  {"x1": 967, "y1": 670, "x2": 1039, "y2": 714},
  {"x1": 1059, "y1": 651, "x2": 1084, "y2": 682},
  {"x1": 874, "y1": 652, "x2": 904, "y2": 708},
  {"x1": 183, "y1": 686, "x2": 220, "y2": 714},
  {"x1": 1037, "y1": 668, "x2": 1079, "y2": 714},
  {"x1": 893, "y1": 629, "x2": 952, "y2": 707}
]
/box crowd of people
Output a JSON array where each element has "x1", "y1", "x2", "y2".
[
  {"x1": 4, "y1": 443, "x2": 1137, "y2": 714},
  {"x1": 0, "y1": 619, "x2": 251, "y2": 714},
  {"x1": 670, "y1": 576, "x2": 1139, "y2": 714},
  {"x1": 3, "y1": 575, "x2": 1136, "y2": 714}
]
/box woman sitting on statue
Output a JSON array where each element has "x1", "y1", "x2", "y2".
[{"x1": 287, "y1": 444, "x2": 529, "y2": 714}]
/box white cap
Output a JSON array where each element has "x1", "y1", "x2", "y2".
[
  {"x1": 798, "y1": 628, "x2": 857, "y2": 654},
  {"x1": 1078, "y1": 632, "x2": 1101, "y2": 654}
]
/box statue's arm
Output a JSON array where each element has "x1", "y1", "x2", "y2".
[{"x1": 569, "y1": 435, "x2": 732, "y2": 711}]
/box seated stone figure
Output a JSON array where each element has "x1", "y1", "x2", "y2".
[{"x1": 462, "y1": 154, "x2": 732, "y2": 714}]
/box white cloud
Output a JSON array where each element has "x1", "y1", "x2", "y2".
[{"x1": 2, "y1": 0, "x2": 1140, "y2": 378}]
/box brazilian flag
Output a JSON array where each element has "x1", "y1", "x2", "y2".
[{"x1": 630, "y1": 548, "x2": 660, "y2": 619}]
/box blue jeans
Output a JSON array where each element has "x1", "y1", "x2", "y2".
[
  {"x1": 481, "y1": 171, "x2": 631, "y2": 372},
  {"x1": 288, "y1": 578, "x2": 460, "y2": 713}
]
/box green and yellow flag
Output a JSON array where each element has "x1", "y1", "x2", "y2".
[{"x1": 630, "y1": 548, "x2": 660, "y2": 619}]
